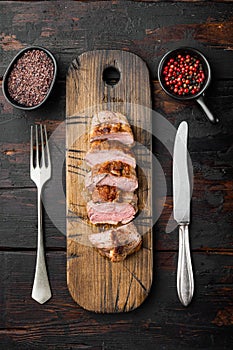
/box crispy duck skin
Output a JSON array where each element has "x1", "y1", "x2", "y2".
[
  {"x1": 85, "y1": 140, "x2": 136, "y2": 168},
  {"x1": 88, "y1": 223, "x2": 142, "y2": 262},
  {"x1": 85, "y1": 161, "x2": 138, "y2": 192}
]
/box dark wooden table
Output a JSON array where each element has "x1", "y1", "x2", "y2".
[{"x1": 0, "y1": 1, "x2": 233, "y2": 349}]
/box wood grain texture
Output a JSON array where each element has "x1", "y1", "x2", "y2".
[
  {"x1": 0, "y1": 0, "x2": 233, "y2": 348},
  {"x1": 1, "y1": 250, "x2": 233, "y2": 350},
  {"x1": 66, "y1": 50, "x2": 152, "y2": 312},
  {"x1": 1, "y1": 2, "x2": 233, "y2": 80}
]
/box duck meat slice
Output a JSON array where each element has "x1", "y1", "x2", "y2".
[
  {"x1": 88, "y1": 223, "x2": 142, "y2": 262},
  {"x1": 85, "y1": 161, "x2": 138, "y2": 192},
  {"x1": 87, "y1": 198, "x2": 138, "y2": 225},
  {"x1": 85, "y1": 140, "x2": 136, "y2": 168},
  {"x1": 91, "y1": 110, "x2": 132, "y2": 127},
  {"x1": 90, "y1": 111, "x2": 134, "y2": 146}
]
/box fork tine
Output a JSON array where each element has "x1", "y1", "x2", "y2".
[
  {"x1": 44, "y1": 125, "x2": 51, "y2": 168},
  {"x1": 30, "y1": 125, "x2": 34, "y2": 171},
  {"x1": 35, "y1": 125, "x2": 39, "y2": 167},
  {"x1": 40, "y1": 124, "x2": 45, "y2": 167}
]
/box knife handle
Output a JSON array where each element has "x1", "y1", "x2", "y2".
[{"x1": 177, "y1": 223, "x2": 194, "y2": 306}]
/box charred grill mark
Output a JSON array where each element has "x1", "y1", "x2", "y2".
[
  {"x1": 66, "y1": 121, "x2": 88, "y2": 125},
  {"x1": 68, "y1": 163, "x2": 88, "y2": 173},
  {"x1": 68, "y1": 169, "x2": 85, "y2": 177},
  {"x1": 67, "y1": 233, "x2": 82, "y2": 239},
  {"x1": 66, "y1": 115, "x2": 91, "y2": 120},
  {"x1": 67, "y1": 252, "x2": 80, "y2": 260},
  {"x1": 114, "y1": 270, "x2": 122, "y2": 312},
  {"x1": 68, "y1": 149, "x2": 85, "y2": 153},
  {"x1": 123, "y1": 268, "x2": 135, "y2": 312},
  {"x1": 68, "y1": 156, "x2": 84, "y2": 162},
  {"x1": 123, "y1": 264, "x2": 148, "y2": 293}
]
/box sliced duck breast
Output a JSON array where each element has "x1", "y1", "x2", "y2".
[
  {"x1": 90, "y1": 111, "x2": 134, "y2": 146},
  {"x1": 87, "y1": 200, "x2": 137, "y2": 225},
  {"x1": 85, "y1": 161, "x2": 138, "y2": 192},
  {"x1": 88, "y1": 223, "x2": 142, "y2": 262},
  {"x1": 85, "y1": 140, "x2": 136, "y2": 168}
]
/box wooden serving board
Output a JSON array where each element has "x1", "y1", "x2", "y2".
[{"x1": 66, "y1": 50, "x2": 152, "y2": 313}]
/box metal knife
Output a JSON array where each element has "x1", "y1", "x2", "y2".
[{"x1": 173, "y1": 121, "x2": 194, "y2": 306}]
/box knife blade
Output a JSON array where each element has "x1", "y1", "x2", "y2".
[{"x1": 173, "y1": 121, "x2": 194, "y2": 306}]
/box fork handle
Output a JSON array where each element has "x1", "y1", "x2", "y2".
[
  {"x1": 31, "y1": 189, "x2": 52, "y2": 304},
  {"x1": 177, "y1": 223, "x2": 194, "y2": 307}
]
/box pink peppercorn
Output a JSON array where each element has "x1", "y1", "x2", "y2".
[{"x1": 162, "y1": 53, "x2": 206, "y2": 97}]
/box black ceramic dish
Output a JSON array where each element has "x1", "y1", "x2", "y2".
[
  {"x1": 2, "y1": 46, "x2": 57, "y2": 111},
  {"x1": 158, "y1": 47, "x2": 219, "y2": 123}
]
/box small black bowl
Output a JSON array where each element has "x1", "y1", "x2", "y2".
[
  {"x1": 158, "y1": 47, "x2": 218, "y2": 123},
  {"x1": 2, "y1": 46, "x2": 57, "y2": 111}
]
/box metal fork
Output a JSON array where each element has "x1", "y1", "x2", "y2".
[{"x1": 30, "y1": 124, "x2": 52, "y2": 304}]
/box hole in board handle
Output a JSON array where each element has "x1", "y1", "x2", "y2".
[{"x1": 103, "y1": 66, "x2": 120, "y2": 86}]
